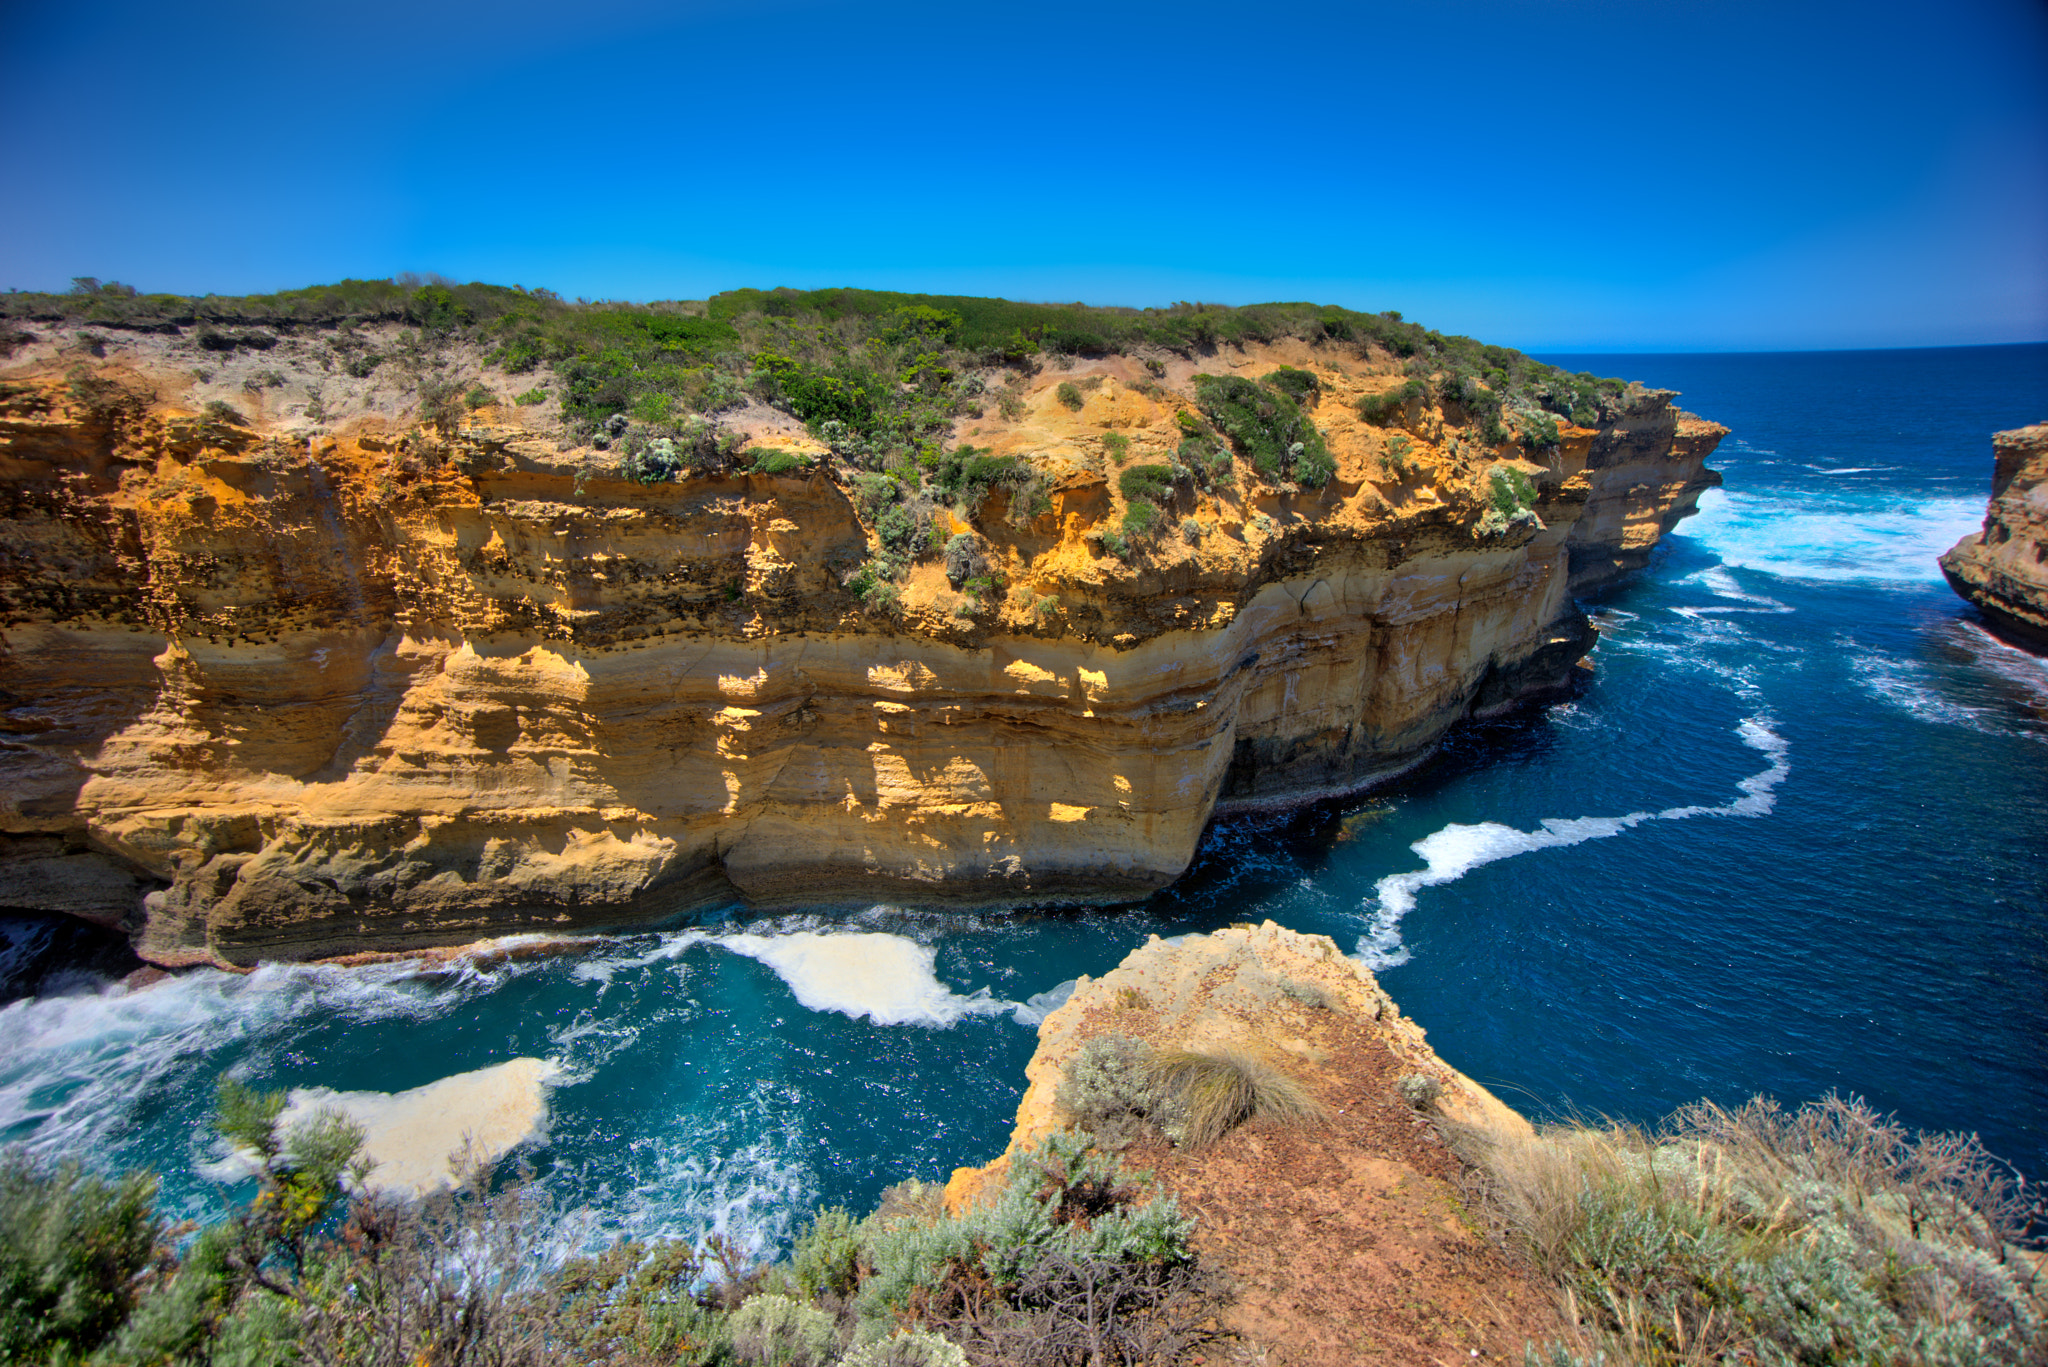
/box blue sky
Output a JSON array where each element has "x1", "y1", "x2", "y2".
[{"x1": 3, "y1": 0, "x2": 2043, "y2": 351}]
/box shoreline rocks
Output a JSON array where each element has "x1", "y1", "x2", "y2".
[{"x1": 1942, "y1": 422, "x2": 2048, "y2": 652}]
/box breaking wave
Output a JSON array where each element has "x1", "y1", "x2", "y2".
[{"x1": 1676, "y1": 486, "x2": 1984, "y2": 585}]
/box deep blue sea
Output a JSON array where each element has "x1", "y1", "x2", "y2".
[{"x1": 4, "y1": 342, "x2": 2044, "y2": 1254}]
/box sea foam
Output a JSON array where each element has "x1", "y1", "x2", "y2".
[
  {"x1": 268, "y1": 1058, "x2": 561, "y2": 1197},
  {"x1": 1677, "y1": 486, "x2": 1984, "y2": 585},
  {"x1": 1356, "y1": 714, "x2": 1790, "y2": 969},
  {"x1": 703, "y1": 930, "x2": 1020, "y2": 1028}
]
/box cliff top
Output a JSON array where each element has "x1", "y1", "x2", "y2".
[{"x1": 1, "y1": 278, "x2": 1718, "y2": 650}]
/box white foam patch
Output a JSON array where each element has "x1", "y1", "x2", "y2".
[
  {"x1": 1012, "y1": 979, "x2": 1078, "y2": 1027},
  {"x1": 1676, "y1": 486, "x2": 1984, "y2": 585},
  {"x1": 1357, "y1": 715, "x2": 1789, "y2": 969},
  {"x1": 708, "y1": 931, "x2": 1018, "y2": 1027},
  {"x1": 0, "y1": 958, "x2": 521, "y2": 1171},
  {"x1": 1673, "y1": 566, "x2": 1794, "y2": 619},
  {"x1": 268, "y1": 1058, "x2": 561, "y2": 1197}
]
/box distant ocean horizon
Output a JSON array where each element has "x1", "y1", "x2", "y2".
[{"x1": 3, "y1": 341, "x2": 2044, "y2": 1255}]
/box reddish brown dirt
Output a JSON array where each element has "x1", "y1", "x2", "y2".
[{"x1": 1123, "y1": 1009, "x2": 1566, "y2": 1367}]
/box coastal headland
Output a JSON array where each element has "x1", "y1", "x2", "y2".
[{"x1": 0, "y1": 284, "x2": 1723, "y2": 965}]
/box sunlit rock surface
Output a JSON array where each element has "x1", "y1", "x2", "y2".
[
  {"x1": 0, "y1": 344, "x2": 1721, "y2": 964},
  {"x1": 1942, "y1": 422, "x2": 2048, "y2": 651}
]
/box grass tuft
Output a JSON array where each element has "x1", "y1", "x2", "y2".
[{"x1": 1149, "y1": 1048, "x2": 1327, "y2": 1148}]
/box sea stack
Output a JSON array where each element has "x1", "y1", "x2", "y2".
[{"x1": 1941, "y1": 422, "x2": 2048, "y2": 652}]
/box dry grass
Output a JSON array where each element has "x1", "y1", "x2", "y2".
[
  {"x1": 1447, "y1": 1094, "x2": 2046, "y2": 1366},
  {"x1": 1149, "y1": 1049, "x2": 1328, "y2": 1149}
]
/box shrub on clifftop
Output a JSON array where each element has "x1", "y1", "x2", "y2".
[
  {"x1": 1192, "y1": 373, "x2": 1333, "y2": 487},
  {"x1": 1454, "y1": 1094, "x2": 2047, "y2": 1366}
]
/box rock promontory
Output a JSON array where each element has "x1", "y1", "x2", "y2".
[
  {"x1": 0, "y1": 284, "x2": 1723, "y2": 964},
  {"x1": 1942, "y1": 422, "x2": 2048, "y2": 651},
  {"x1": 944, "y1": 921, "x2": 1554, "y2": 1364}
]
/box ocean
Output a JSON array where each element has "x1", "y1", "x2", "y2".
[{"x1": 3, "y1": 342, "x2": 2044, "y2": 1253}]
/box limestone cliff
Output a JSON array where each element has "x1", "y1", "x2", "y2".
[
  {"x1": 1941, "y1": 422, "x2": 2048, "y2": 651},
  {"x1": 0, "y1": 311, "x2": 1721, "y2": 965}
]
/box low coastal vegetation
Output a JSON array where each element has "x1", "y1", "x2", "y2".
[
  {"x1": 1450, "y1": 1095, "x2": 2044, "y2": 1367},
  {"x1": 0, "y1": 1083, "x2": 1219, "y2": 1367},
  {"x1": 5, "y1": 275, "x2": 1639, "y2": 601},
  {"x1": 6, "y1": 1059, "x2": 2034, "y2": 1366}
]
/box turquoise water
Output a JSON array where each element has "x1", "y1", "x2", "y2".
[{"x1": 4, "y1": 343, "x2": 2045, "y2": 1251}]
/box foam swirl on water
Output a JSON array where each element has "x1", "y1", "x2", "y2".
[{"x1": 1356, "y1": 714, "x2": 1790, "y2": 969}]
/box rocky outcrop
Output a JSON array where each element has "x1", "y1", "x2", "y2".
[
  {"x1": 943, "y1": 922, "x2": 1555, "y2": 1365},
  {"x1": 944, "y1": 921, "x2": 1526, "y2": 1210},
  {"x1": 1942, "y1": 423, "x2": 2048, "y2": 651},
  {"x1": 0, "y1": 339, "x2": 1721, "y2": 965}
]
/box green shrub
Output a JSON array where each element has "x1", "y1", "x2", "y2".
[
  {"x1": 1118, "y1": 463, "x2": 1176, "y2": 507},
  {"x1": 1056, "y1": 1034, "x2": 1158, "y2": 1150},
  {"x1": 0, "y1": 1150, "x2": 160, "y2": 1362},
  {"x1": 200, "y1": 399, "x2": 248, "y2": 427},
  {"x1": 1102, "y1": 431, "x2": 1130, "y2": 465},
  {"x1": 854, "y1": 1130, "x2": 1193, "y2": 1320},
  {"x1": 1260, "y1": 365, "x2": 1319, "y2": 405},
  {"x1": 464, "y1": 383, "x2": 495, "y2": 410},
  {"x1": 1097, "y1": 527, "x2": 1131, "y2": 560},
  {"x1": 846, "y1": 559, "x2": 903, "y2": 614},
  {"x1": 876, "y1": 503, "x2": 930, "y2": 556},
  {"x1": 1121, "y1": 501, "x2": 1160, "y2": 538},
  {"x1": 1148, "y1": 1049, "x2": 1328, "y2": 1148},
  {"x1": 748, "y1": 447, "x2": 807, "y2": 476},
  {"x1": 622, "y1": 437, "x2": 686, "y2": 485},
  {"x1": 789, "y1": 1208, "x2": 860, "y2": 1300},
  {"x1": 417, "y1": 375, "x2": 467, "y2": 433},
  {"x1": 1382, "y1": 434, "x2": 1419, "y2": 481},
  {"x1": 1463, "y1": 1095, "x2": 2047, "y2": 1367},
  {"x1": 1356, "y1": 378, "x2": 1424, "y2": 425},
  {"x1": 728, "y1": 1292, "x2": 835, "y2": 1367},
  {"x1": 1292, "y1": 440, "x2": 1336, "y2": 489},
  {"x1": 840, "y1": 1328, "x2": 969, "y2": 1367},
  {"x1": 343, "y1": 351, "x2": 382, "y2": 378},
  {"x1": 1055, "y1": 380, "x2": 1084, "y2": 411},
  {"x1": 1192, "y1": 373, "x2": 1330, "y2": 485},
  {"x1": 1521, "y1": 412, "x2": 1561, "y2": 450},
  {"x1": 751, "y1": 350, "x2": 886, "y2": 430},
  {"x1": 1488, "y1": 464, "x2": 1537, "y2": 518},
  {"x1": 514, "y1": 387, "x2": 547, "y2": 405}
]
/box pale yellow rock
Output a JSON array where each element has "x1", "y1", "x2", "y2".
[
  {"x1": 1942, "y1": 423, "x2": 2048, "y2": 650},
  {"x1": 943, "y1": 921, "x2": 1530, "y2": 1213},
  {"x1": 0, "y1": 351, "x2": 1721, "y2": 964}
]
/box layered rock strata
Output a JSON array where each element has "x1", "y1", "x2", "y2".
[
  {"x1": 0, "y1": 349, "x2": 1721, "y2": 965},
  {"x1": 1941, "y1": 422, "x2": 2048, "y2": 651}
]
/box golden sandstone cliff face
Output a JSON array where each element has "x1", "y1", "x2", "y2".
[
  {"x1": 0, "y1": 343, "x2": 1722, "y2": 966},
  {"x1": 1942, "y1": 422, "x2": 2048, "y2": 651}
]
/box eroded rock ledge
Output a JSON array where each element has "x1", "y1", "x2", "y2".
[
  {"x1": 0, "y1": 345, "x2": 1720, "y2": 965},
  {"x1": 1942, "y1": 422, "x2": 2048, "y2": 651}
]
